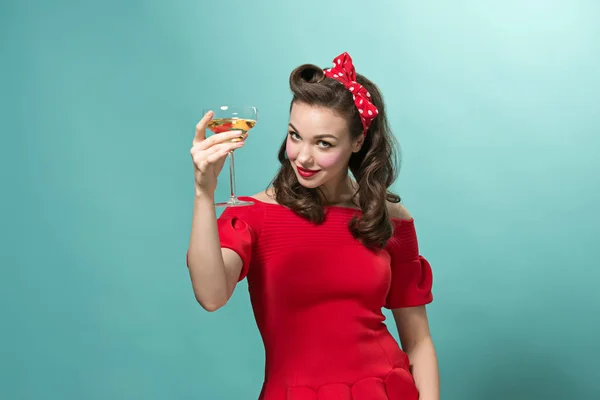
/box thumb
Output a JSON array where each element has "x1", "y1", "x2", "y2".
[{"x1": 193, "y1": 110, "x2": 213, "y2": 144}]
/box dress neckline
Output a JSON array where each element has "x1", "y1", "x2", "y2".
[
  {"x1": 243, "y1": 196, "x2": 361, "y2": 211},
  {"x1": 240, "y1": 196, "x2": 414, "y2": 223}
]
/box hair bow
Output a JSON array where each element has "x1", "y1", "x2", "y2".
[{"x1": 323, "y1": 52, "x2": 379, "y2": 135}]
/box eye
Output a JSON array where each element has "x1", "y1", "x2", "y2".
[
  {"x1": 318, "y1": 141, "x2": 332, "y2": 148},
  {"x1": 288, "y1": 131, "x2": 300, "y2": 140}
]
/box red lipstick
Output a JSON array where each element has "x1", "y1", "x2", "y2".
[{"x1": 296, "y1": 166, "x2": 320, "y2": 178}]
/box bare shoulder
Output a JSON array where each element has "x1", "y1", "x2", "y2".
[
  {"x1": 251, "y1": 188, "x2": 278, "y2": 204},
  {"x1": 386, "y1": 201, "x2": 413, "y2": 221}
]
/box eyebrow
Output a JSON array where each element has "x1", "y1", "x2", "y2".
[{"x1": 288, "y1": 123, "x2": 338, "y2": 140}]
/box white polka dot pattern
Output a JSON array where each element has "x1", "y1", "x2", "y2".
[{"x1": 322, "y1": 52, "x2": 379, "y2": 135}]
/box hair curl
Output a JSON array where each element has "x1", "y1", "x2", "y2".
[{"x1": 270, "y1": 63, "x2": 401, "y2": 250}]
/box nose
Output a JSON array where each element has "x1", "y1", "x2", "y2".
[{"x1": 296, "y1": 143, "x2": 313, "y2": 166}]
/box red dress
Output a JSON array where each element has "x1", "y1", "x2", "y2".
[{"x1": 215, "y1": 196, "x2": 433, "y2": 400}]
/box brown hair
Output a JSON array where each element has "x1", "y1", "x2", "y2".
[{"x1": 270, "y1": 63, "x2": 401, "y2": 250}]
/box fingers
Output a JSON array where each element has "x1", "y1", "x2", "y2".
[
  {"x1": 196, "y1": 130, "x2": 245, "y2": 151},
  {"x1": 196, "y1": 146, "x2": 235, "y2": 174},
  {"x1": 191, "y1": 138, "x2": 244, "y2": 157},
  {"x1": 205, "y1": 148, "x2": 232, "y2": 164},
  {"x1": 191, "y1": 140, "x2": 244, "y2": 171},
  {"x1": 193, "y1": 111, "x2": 213, "y2": 144}
]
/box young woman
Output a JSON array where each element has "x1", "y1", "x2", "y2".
[{"x1": 187, "y1": 52, "x2": 439, "y2": 400}]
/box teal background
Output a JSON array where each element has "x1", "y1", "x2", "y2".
[{"x1": 2, "y1": 0, "x2": 599, "y2": 399}]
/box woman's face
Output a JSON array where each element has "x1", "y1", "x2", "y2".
[{"x1": 286, "y1": 102, "x2": 364, "y2": 191}]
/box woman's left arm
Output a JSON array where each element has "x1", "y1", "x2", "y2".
[{"x1": 392, "y1": 305, "x2": 439, "y2": 400}]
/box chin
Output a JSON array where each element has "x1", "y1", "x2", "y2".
[{"x1": 294, "y1": 173, "x2": 324, "y2": 189}]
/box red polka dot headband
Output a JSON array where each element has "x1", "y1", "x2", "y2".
[{"x1": 323, "y1": 52, "x2": 379, "y2": 135}]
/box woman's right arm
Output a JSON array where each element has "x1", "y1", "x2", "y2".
[
  {"x1": 186, "y1": 111, "x2": 246, "y2": 311},
  {"x1": 187, "y1": 194, "x2": 244, "y2": 311}
]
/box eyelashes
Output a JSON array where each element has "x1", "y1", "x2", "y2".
[
  {"x1": 288, "y1": 131, "x2": 300, "y2": 140},
  {"x1": 288, "y1": 131, "x2": 333, "y2": 148}
]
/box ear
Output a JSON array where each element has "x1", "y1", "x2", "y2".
[{"x1": 352, "y1": 134, "x2": 365, "y2": 153}]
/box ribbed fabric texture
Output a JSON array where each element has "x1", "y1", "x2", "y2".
[{"x1": 214, "y1": 196, "x2": 433, "y2": 400}]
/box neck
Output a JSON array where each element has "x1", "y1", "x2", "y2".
[{"x1": 318, "y1": 170, "x2": 357, "y2": 206}]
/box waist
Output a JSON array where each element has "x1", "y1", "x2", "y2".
[{"x1": 263, "y1": 328, "x2": 409, "y2": 383}]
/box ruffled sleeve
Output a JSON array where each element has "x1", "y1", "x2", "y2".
[
  {"x1": 384, "y1": 218, "x2": 433, "y2": 309},
  {"x1": 216, "y1": 198, "x2": 264, "y2": 281}
]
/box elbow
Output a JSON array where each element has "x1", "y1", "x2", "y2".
[
  {"x1": 195, "y1": 293, "x2": 227, "y2": 312},
  {"x1": 198, "y1": 302, "x2": 223, "y2": 312},
  {"x1": 200, "y1": 302, "x2": 223, "y2": 312}
]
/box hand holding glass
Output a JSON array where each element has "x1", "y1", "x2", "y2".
[{"x1": 202, "y1": 105, "x2": 257, "y2": 207}]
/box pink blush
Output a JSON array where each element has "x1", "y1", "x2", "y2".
[
  {"x1": 285, "y1": 141, "x2": 298, "y2": 161},
  {"x1": 316, "y1": 152, "x2": 344, "y2": 169}
]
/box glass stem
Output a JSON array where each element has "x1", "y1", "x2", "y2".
[{"x1": 228, "y1": 150, "x2": 237, "y2": 200}]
